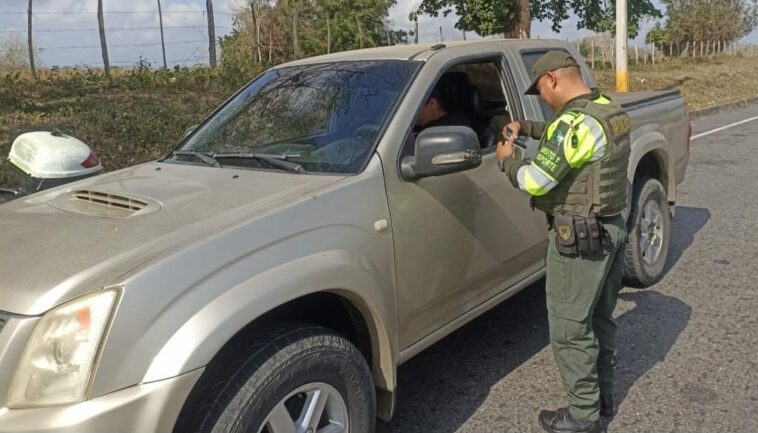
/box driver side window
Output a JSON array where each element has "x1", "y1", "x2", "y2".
[{"x1": 403, "y1": 58, "x2": 511, "y2": 158}]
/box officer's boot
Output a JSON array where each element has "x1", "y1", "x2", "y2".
[
  {"x1": 538, "y1": 407, "x2": 600, "y2": 433},
  {"x1": 600, "y1": 394, "x2": 615, "y2": 418}
]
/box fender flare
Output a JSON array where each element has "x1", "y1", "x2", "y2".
[{"x1": 141, "y1": 249, "x2": 398, "y2": 391}]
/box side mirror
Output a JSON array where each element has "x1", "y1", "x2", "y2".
[
  {"x1": 182, "y1": 125, "x2": 198, "y2": 140},
  {"x1": 401, "y1": 126, "x2": 482, "y2": 180}
]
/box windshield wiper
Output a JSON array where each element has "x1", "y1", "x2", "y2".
[
  {"x1": 213, "y1": 153, "x2": 306, "y2": 174},
  {"x1": 172, "y1": 150, "x2": 222, "y2": 168}
]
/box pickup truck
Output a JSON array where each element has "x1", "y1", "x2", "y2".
[{"x1": 0, "y1": 39, "x2": 689, "y2": 433}]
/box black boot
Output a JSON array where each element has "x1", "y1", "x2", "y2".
[
  {"x1": 600, "y1": 394, "x2": 615, "y2": 418},
  {"x1": 538, "y1": 407, "x2": 600, "y2": 433}
]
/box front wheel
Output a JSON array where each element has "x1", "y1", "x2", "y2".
[
  {"x1": 623, "y1": 177, "x2": 671, "y2": 287},
  {"x1": 174, "y1": 323, "x2": 375, "y2": 433}
]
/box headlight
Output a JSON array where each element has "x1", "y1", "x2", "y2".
[{"x1": 7, "y1": 289, "x2": 119, "y2": 408}]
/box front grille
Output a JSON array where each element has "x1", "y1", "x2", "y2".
[{"x1": 73, "y1": 190, "x2": 148, "y2": 213}]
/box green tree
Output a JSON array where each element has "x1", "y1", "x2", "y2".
[
  {"x1": 414, "y1": 0, "x2": 661, "y2": 38},
  {"x1": 219, "y1": 0, "x2": 398, "y2": 75},
  {"x1": 663, "y1": 0, "x2": 758, "y2": 46}
]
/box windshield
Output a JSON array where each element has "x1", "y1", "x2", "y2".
[{"x1": 177, "y1": 60, "x2": 420, "y2": 174}]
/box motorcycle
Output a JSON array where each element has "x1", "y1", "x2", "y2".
[{"x1": 0, "y1": 130, "x2": 103, "y2": 204}]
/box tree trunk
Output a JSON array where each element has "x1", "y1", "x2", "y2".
[
  {"x1": 515, "y1": 0, "x2": 530, "y2": 38},
  {"x1": 268, "y1": 23, "x2": 273, "y2": 62},
  {"x1": 635, "y1": 43, "x2": 639, "y2": 64},
  {"x1": 591, "y1": 38, "x2": 595, "y2": 69},
  {"x1": 250, "y1": 1, "x2": 258, "y2": 63},
  {"x1": 157, "y1": 0, "x2": 167, "y2": 68},
  {"x1": 414, "y1": 20, "x2": 418, "y2": 44},
  {"x1": 27, "y1": 0, "x2": 36, "y2": 80},
  {"x1": 293, "y1": 6, "x2": 299, "y2": 57},
  {"x1": 206, "y1": 0, "x2": 217, "y2": 67},
  {"x1": 97, "y1": 0, "x2": 111, "y2": 80},
  {"x1": 326, "y1": 14, "x2": 331, "y2": 53},
  {"x1": 355, "y1": 15, "x2": 364, "y2": 48}
]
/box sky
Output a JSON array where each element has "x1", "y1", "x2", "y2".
[{"x1": 1, "y1": 0, "x2": 756, "y2": 68}]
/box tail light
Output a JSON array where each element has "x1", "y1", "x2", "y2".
[{"x1": 81, "y1": 152, "x2": 101, "y2": 169}]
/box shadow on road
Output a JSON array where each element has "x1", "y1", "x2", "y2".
[
  {"x1": 377, "y1": 206, "x2": 706, "y2": 433},
  {"x1": 376, "y1": 207, "x2": 712, "y2": 433},
  {"x1": 377, "y1": 286, "x2": 691, "y2": 433},
  {"x1": 665, "y1": 206, "x2": 711, "y2": 274}
]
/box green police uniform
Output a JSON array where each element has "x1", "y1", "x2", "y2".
[{"x1": 502, "y1": 85, "x2": 631, "y2": 423}]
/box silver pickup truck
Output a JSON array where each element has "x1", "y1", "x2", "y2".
[{"x1": 0, "y1": 40, "x2": 689, "y2": 433}]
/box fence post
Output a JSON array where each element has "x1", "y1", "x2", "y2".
[
  {"x1": 97, "y1": 0, "x2": 111, "y2": 80},
  {"x1": 635, "y1": 42, "x2": 639, "y2": 64},
  {"x1": 206, "y1": 0, "x2": 217, "y2": 67},
  {"x1": 157, "y1": 0, "x2": 167, "y2": 68},
  {"x1": 27, "y1": 0, "x2": 36, "y2": 80}
]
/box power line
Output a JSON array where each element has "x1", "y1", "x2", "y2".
[
  {"x1": 43, "y1": 40, "x2": 207, "y2": 50},
  {"x1": 0, "y1": 25, "x2": 233, "y2": 33},
  {"x1": 0, "y1": 10, "x2": 234, "y2": 16}
]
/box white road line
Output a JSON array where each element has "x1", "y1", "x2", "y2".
[{"x1": 691, "y1": 115, "x2": 758, "y2": 140}]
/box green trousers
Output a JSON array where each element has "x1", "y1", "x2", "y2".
[{"x1": 545, "y1": 214, "x2": 627, "y2": 422}]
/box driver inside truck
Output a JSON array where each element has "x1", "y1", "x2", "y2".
[{"x1": 413, "y1": 74, "x2": 474, "y2": 133}]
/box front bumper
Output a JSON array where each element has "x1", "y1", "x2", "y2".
[{"x1": 0, "y1": 368, "x2": 203, "y2": 433}]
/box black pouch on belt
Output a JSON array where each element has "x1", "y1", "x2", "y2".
[
  {"x1": 575, "y1": 217, "x2": 590, "y2": 254},
  {"x1": 586, "y1": 215, "x2": 603, "y2": 254},
  {"x1": 553, "y1": 212, "x2": 578, "y2": 256}
]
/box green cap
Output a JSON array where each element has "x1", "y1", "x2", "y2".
[{"x1": 524, "y1": 50, "x2": 580, "y2": 96}]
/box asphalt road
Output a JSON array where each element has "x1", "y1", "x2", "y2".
[{"x1": 377, "y1": 103, "x2": 758, "y2": 433}]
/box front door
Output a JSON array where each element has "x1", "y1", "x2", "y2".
[{"x1": 387, "y1": 57, "x2": 548, "y2": 350}]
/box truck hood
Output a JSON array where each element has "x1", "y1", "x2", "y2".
[{"x1": 0, "y1": 162, "x2": 344, "y2": 315}]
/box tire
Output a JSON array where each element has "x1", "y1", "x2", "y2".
[
  {"x1": 623, "y1": 177, "x2": 671, "y2": 287},
  {"x1": 174, "y1": 323, "x2": 375, "y2": 433}
]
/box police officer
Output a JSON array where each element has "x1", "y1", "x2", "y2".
[{"x1": 496, "y1": 51, "x2": 631, "y2": 433}]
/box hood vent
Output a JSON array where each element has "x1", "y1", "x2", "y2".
[
  {"x1": 47, "y1": 188, "x2": 161, "y2": 218},
  {"x1": 73, "y1": 190, "x2": 147, "y2": 213}
]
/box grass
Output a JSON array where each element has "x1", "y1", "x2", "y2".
[
  {"x1": 1, "y1": 55, "x2": 757, "y2": 188},
  {"x1": 0, "y1": 66, "x2": 255, "y2": 187},
  {"x1": 591, "y1": 55, "x2": 758, "y2": 111}
]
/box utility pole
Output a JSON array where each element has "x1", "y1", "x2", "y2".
[
  {"x1": 27, "y1": 0, "x2": 36, "y2": 80},
  {"x1": 615, "y1": 0, "x2": 628, "y2": 92},
  {"x1": 157, "y1": 0, "x2": 167, "y2": 69}
]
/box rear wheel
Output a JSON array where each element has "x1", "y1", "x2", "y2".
[
  {"x1": 623, "y1": 177, "x2": 671, "y2": 287},
  {"x1": 174, "y1": 323, "x2": 375, "y2": 433}
]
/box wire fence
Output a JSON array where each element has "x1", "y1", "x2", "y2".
[
  {"x1": 2, "y1": 7, "x2": 757, "y2": 75},
  {"x1": 0, "y1": 6, "x2": 235, "y2": 73},
  {"x1": 573, "y1": 34, "x2": 758, "y2": 70}
]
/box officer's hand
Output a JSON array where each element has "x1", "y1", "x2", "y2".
[
  {"x1": 496, "y1": 140, "x2": 513, "y2": 160},
  {"x1": 504, "y1": 122, "x2": 521, "y2": 141}
]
